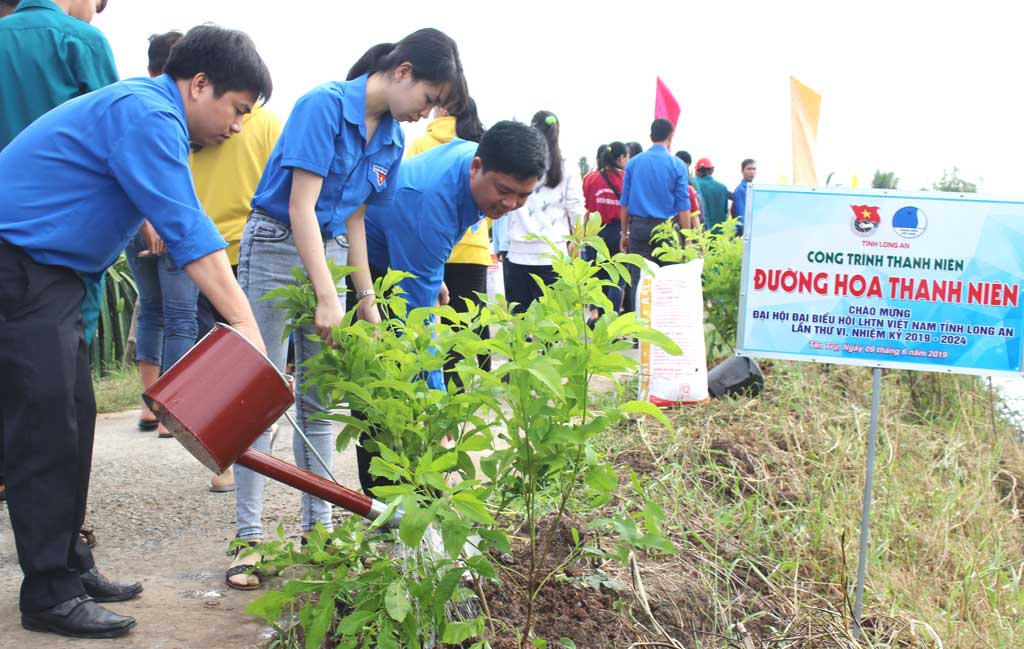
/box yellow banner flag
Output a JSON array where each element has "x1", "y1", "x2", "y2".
[{"x1": 790, "y1": 76, "x2": 821, "y2": 185}]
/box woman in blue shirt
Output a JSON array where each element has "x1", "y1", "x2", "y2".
[{"x1": 227, "y1": 28, "x2": 467, "y2": 590}]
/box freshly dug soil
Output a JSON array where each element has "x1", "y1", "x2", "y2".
[{"x1": 481, "y1": 514, "x2": 637, "y2": 648}]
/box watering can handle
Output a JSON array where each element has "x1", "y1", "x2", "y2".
[{"x1": 237, "y1": 448, "x2": 399, "y2": 526}]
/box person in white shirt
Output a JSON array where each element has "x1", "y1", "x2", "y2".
[{"x1": 504, "y1": 110, "x2": 584, "y2": 313}]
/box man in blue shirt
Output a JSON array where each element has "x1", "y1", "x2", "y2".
[
  {"x1": 0, "y1": 0, "x2": 119, "y2": 514},
  {"x1": 354, "y1": 120, "x2": 547, "y2": 494},
  {"x1": 618, "y1": 118, "x2": 691, "y2": 311},
  {"x1": 731, "y1": 158, "x2": 757, "y2": 235},
  {"x1": 0, "y1": 25, "x2": 272, "y2": 639},
  {"x1": 364, "y1": 121, "x2": 547, "y2": 312}
]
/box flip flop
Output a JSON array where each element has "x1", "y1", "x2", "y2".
[
  {"x1": 209, "y1": 468, "x2": 234, "y2": 492},
  {"x1": 225, "y1": 542, "x2": 262, "y2": 590},
  {"x1": 225, "y1": 564, "x2": 261, "y2": 590},
  {"x1": 138, "y1": 419, "x2": 159, "y2": 432}
]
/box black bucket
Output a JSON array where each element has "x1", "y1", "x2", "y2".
[{"x1": 708, "y1": 356, "x2": 764, "y2": 398}]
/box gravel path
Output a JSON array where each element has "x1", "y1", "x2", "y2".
[{"x1": 0, "y1": 409, "x2": 360, "y2": 649}]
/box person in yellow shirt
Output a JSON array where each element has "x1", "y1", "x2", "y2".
[
  {"x1": 191, "y1": 103, "x2": 283, "y2": 319},
  {"x1": 405, "y1": 97, "x2": 491, "y2": 385},
  {"x1": 190, "y1": 102, "x2": 282, "y2": 494}
]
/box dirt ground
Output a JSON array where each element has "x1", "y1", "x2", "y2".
[{"x1": 0, "y1": 409, "x2": 361, "y2": 649}]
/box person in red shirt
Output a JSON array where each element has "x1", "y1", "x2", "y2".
[{"x1": 582, "y1": 141, "x2": 628, "y2": 323}]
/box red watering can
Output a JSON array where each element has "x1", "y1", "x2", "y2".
[{"x1": 143, "y1": 323, "x2": 398, "y2": 526}]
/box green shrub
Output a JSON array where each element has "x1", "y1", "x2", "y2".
[
  {"x1": 89, "y1": 253, "x2": 137, "y2": 376},
  {"x1": 246, "y1": 215, "x2": 680, "y2": 647},
  {"x1": 650, "y1": 217, "x2": 744, "y2": 359}
]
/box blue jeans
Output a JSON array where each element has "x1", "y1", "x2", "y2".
[
  {"x1": 234, "y1": 212, "x2": 348, "y2": 540},
  {"x1": 196, "y1": 265, "x2": 238, "y2": 338},
  {"x1": 125, "y1": 234, "x2": 199, "y2": 372}
]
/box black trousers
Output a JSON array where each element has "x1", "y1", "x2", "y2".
[
  {"x1": 0, "y1": 242, "x2": 95, "y2": 612},
  {"x1": 442, "y1": 262, "x2": 491, "y2": 389},
  {"x1": 624, "y1": 217, "x2": 678, "y2": 312},
  {"x1": 504, "y1": 260, "x2": 557, "y2": 315},
  {"x1": 594, "y1": 220, "x2": 625, "y2": 315},
  {"x1": 346, "y1": 266, "x2": 390, "y2": 496}
]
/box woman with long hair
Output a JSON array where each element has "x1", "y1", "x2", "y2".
[
  {"x1": 227, "y1": 28, "x2": 467, "y2": 590},
  {"x1": 504, "y1": 110, "x2": 584, "y2": 313},
  {"x1": 582, "y1": 141, "x2": 629, "y2": 322}
]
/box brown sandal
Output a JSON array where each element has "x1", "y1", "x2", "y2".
[{"x1": 79, "y1": 525, "x2": 97, "y2": 548}]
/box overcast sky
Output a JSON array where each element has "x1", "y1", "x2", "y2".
[{"x1": 94, "y1": 0, "x2": 1022, "y2": 195}]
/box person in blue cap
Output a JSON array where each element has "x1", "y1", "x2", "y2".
[
  {"x1": 228, "y1": 27, "x2": 468, "y2": 590},
  {"x1": 0, "y1": 24, "x2": 272, "y2": 639},
  {"x1": 354, "y1": 119, "x2": 548, "y2": 493}
]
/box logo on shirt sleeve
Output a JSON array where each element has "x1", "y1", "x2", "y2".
[{"x1": 371, "y1": 164, "x2": 389, "y2": 190}]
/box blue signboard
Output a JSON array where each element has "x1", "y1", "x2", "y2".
[{"x1": 737, "y1": 186, "x2": 1024, "y2": 376}]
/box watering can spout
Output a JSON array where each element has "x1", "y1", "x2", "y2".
[{"x1": 236, "y1": 449, "x2": 383, "y2": 522}]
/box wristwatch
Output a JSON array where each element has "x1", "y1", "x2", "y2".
[{"x1": 355, "y1": 288, "x2": 376, "y2": 302}]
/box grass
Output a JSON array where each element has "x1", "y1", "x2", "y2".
[
  {"x1": 93, "y1": 364, "x2": 143, "y2": 414},
  {"x1": 241, "y1": 351, "x2": 1024, "y2": 648},
  {"x1": 599, "y1": 361, "x2": 1024, "y2": 647}
]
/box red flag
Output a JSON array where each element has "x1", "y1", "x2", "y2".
[
  {"x1": 850, "y1": 205, "x2": 881, "y2": 224},
  {"x1": 654, "y1": 76, "x2": 681, "y2": 128}
]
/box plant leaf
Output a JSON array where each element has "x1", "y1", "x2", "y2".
[
  {"x1": 336, "y1": 609, "x2": 375, "y2": 635},
  {"x1": 384, "y1": 580, "x2": 411, "y2": 622},
  {"x1": 244, "y1": 590, "x2": 293, "y2": 622},
  {"x1": 456, "y1": 432, "x2": 492, "y2": 452},
  {"x1": 586, "y1": 462, "x2": 618, "y2": 493},
  {"x1": 398, "y1": 505, "x2": 434, "y2": 547},
  {"x1": 452, "y1": 492, "x2": 495, "y2": 524},
  {"x1": 620, "y1": 399, "x2": 673, "y2": 429},
  {"x1": 441, "y1": 515, "x2": 472, "y2": 558},
  {"x1": 442, "y1": 618, "x2": 482, "y2": 644}
]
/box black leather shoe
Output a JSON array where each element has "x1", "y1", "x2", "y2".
[
  {"x1": 80, "y1": 567, "x2": 143, "y2": 602},
  {"x1": 22, "y1": 595, "x2": 136, "y2": 639}
]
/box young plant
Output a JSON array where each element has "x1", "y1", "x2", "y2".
[
  {"x1": 252, "y1": 263, "x2": 500, "y2": 647},
  {"x1": 247, "y1": 519, "x2": 484, "y2": 649},
  {"x1": 472, "y1": 214, "x2": 680, "y2": 644},
  {"x1": 250, "y1": 214, "x2": 683, "y2": 647}
]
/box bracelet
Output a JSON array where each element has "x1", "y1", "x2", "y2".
[{"x1": 355, "y1": 288, "x2": 376, "y2": 301}]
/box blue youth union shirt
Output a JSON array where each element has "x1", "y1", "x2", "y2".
[
  {"x1": 364, "y1": 139, "x2": 483, "y2": 310},
  {"x1": 0, "y1": 74, "x2": 225, "y2": 278},
  {"x1": 620, "y1": 144, "x2": 690, "y2": 219},
  {"x1": 732, "y1": 179, "x2": 749, "y2": 223},
  {"x1": 251, "y1": 75, "x2": 404, "y2": 237}
]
